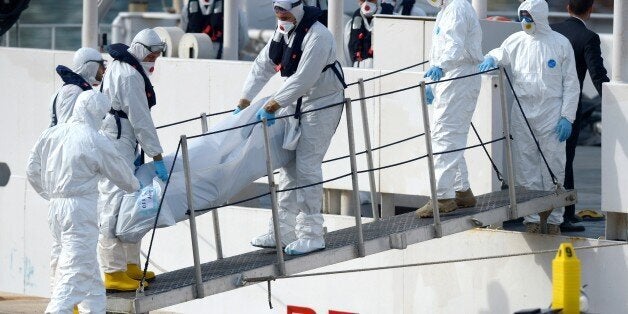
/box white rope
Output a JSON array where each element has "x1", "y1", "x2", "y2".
[{"x1": 243, "y1": 242, "x2": 628, "y2": 283}]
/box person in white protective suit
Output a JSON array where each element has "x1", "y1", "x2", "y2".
[
  {"x1": 235, "y1": 0, "x2": 346, "y2": 255},
  {"x1": 415, "y1": 0, "x2": 484, "y2": 218},
  {"x1": 26, "y1": 90, "x2": 140, "y2": 314},
  {"x1": 49, "y1": 47, "x2": 106, "y2": 126},
  {"x1": 98, "y1": 28, "x2": 168, "y2": 290},
  {"x1": 478, "y1": 0, "x2": 579, "y2": 234}
]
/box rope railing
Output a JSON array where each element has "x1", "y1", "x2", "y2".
[
  {"x1": 240, "y1": 242, "x2": 628, "y2": 284},
  {"x1": 139, "y1": 139, "x2": 182, "y2": 291},
  {"x1": 503, "y1": 69, "x2": 559, "y2": 186},
  {"x1": 153, "y1": 61, "x2": 430, "y2": 131},
  {"x1": 141, "y1": 64, "x2": 541, "y2": 291},
  {"x1": 192, "y1": 136, "x2": 506, "y2": 214}
]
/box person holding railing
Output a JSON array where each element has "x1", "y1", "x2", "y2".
[
  {"x1": 97, "y1": 28, "x2": 169, "y2": 290},
  {"x1": 415, "y1": 0, "x2": 484, "y2": 218},
  {"x1": 49, "y1": 47, "x2": 106, "y2": 127},
  {"x1": 236, "y1": 0, "x2": 346, "y2": 255},
  {"x1": 478, "y1": 0, "x2": 579, "y2": 235}
]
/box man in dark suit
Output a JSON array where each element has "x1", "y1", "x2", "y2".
[{"x1": 552, "y1": 0, "x2": 609, "y2": 232}]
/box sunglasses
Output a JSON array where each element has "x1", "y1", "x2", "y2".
[{"x1": 137, "y1": 42, "x2": 167, "y2": 54}]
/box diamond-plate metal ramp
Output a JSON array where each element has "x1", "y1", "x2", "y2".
[{"x1": 106, "y1": 188, "x2": 577, "y2": 313}]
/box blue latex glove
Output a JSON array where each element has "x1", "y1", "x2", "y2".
[
  {"x1": 425, "y1": 85, "x2": 434, "y2": 105},
  {"x1": 233, "y1": 107, "x2": 242, "y2": 115},
  {"x1": 256, "y1": 107, "x2": 275, "y2": 126},
  {"x1": 424, "y1": 66, "x2": 443, "y2": 82},
  {"x1": 133, "y1": 155, "x2": 142, "y2": 168},
  {"x1": 478, "y1": 56, "x2": 496, "y2": 72},
  {"x1": 154, "y1": 160, "x2": 169, "y2": 182},
  {"x1": 555, "y1": 117, "x2": 572, "y2": 142}
]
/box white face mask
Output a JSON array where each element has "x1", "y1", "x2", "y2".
[
  {"x1": 360, "y1": 1, "x2": 378, "y2": 17},
  {"x1": 521, "y1": 18, "x2": 536, "y2": 35},
  {"x1": 277, "y1": 19, "x2": 295, "y2": 35},
  {"x1": 141, "y1": 62, "x2": 155, "y2": 75}
]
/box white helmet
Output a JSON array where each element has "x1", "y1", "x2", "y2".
[
  {"x1": 70, "y1": 90, "x2": 111, "y2": 130},
  {"x1": 73, "y1": 47, "x2": 103, "y2": 85},
  {"x1": 128, "y1": 28, "x2": 167, "y2": 61}
]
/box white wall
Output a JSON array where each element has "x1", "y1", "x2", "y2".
[{"x1": 0, "y1": 47, "x2": 627, "y2": 313}]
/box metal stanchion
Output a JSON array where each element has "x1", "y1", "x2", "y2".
[
  {"x1": 357, "y1": 79, "x2": 380, "y2": 220},
  {"x1": 261, "y1": 118, "x2": 286, "y2": 275},
  {"x1": 180, "y1": 135, "x2": 205, "y2": 298},
  {"x1": 498, "y1": 68, "x2": 518, "y2": 219},
  {"x1": 419, "y1": 82, "x2": 442, "y2": 238},
  {"x1": 200, "y1": 112, "x2": 223, "y2": 259},
  {"x1": 345, "y1": 98, "x2": 366, "y2": 257}
]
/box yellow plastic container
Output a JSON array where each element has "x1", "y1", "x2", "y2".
[{"x1": 552, "y1": 242, "x2": 581, "y2": 314}]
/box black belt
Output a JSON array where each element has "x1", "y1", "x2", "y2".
[
  {"x1": 294, "y1": 61, "x2": 347, "y2": 120},
  {"x1": 109, "y1": 108, "x2": 128, "y2": 139}
]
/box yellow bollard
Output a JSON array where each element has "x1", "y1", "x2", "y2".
[{"x1": 552, "y1": 242, "x2": 581, "y2": 314}]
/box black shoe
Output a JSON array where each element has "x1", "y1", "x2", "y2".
[
  {"x1": 567, "y1": 215, "x2": 583, "y2": 223},
  {"x1": 560, "y1": 221, "x2": 585, "y2": 232}
]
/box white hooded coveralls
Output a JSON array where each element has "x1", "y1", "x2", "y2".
[
  {"x1": 243, "y1": 2, "x2": 344, "y2": 253},
  {"x1": 486, "y1": 0, "x2": 579, "y2": 224},
  {"x1": 428, "y1": 0, "x2": 483, "y2": 199},
  {"x1": 26, "y1": 90, "x2": 139, "y2": 314},
  {"x1": 98, "y1": 29, "x2": 165, "y2": 272},
  {"x1": 49, "y1": 47, "x2": 103, "y2": 126}
]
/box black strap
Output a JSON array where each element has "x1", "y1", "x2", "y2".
[
  {"x1": 294, "y1": 61, "x2": 346, "y2": 119},
  {"x1": 109, "y1": 108, "x2": 128, "y2": 140},
  {"x1": 50, "y1": 92, "x2": 59, "y2": 127},
  {"x1": 324, "y1": 61, "x2": 347, "y2": 88}
]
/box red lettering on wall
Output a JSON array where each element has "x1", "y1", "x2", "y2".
[{"x1": 287, "y1": 305, "x2": 316, "y2": 314}]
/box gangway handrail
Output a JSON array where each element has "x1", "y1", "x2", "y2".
[{"x1": 136, "y1": 65, "x2": 566, "y2": 303}]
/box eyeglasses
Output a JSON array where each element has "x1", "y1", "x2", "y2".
[
  {"x1": 86, "y1": 59, "x2": 107, "y2": 68},
  {"x1": 137, "y1": 42, "x2": 167, "y2": 54}
]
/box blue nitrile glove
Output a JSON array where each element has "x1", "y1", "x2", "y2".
[
  {"x1": 154, "y1": 159, "x2": 169, "y2": 182},
  {"x1": 425, "y1": 85, "x2": 434, "y2": 105},
  {"x1": 424, "y1": 66, "x2": 443, "y2": 82},
  {"x1": 256, "y1": 107, "x2": 275, "y2": 126},
  {"x1": 134, "y1": 155, "x2": 142, "y2": 168},
  {"x1": 555, "y1": 117, "x2": 572, "y2": 142},
  {"x1": 478, "y1": 56, "x2": 496, "y2": 72},
  {"x1": 233, "y1": 107, "x2": 242, "y2": 115}
]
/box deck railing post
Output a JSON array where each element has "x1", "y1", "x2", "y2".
[
  {"x1": 345, "y1": 98, "x2": 366, "y2": 257},
  {"x1": 261, "y1": 118, "x2": 287, "y2": 275},
  {"x1": 498, "y1": 67, "x2": 518, "y2": 219},
  {"x1": 200, "y1": 112, "x2": 224, "y2": 259},
  {"x1": 357, "y1": 79, "x2": 380, "y2": 220},
  {"x1": 419, "y1": 82, "x2": 442, "y2": 238},
  {"x1": 180, "y1": 135, "x2": 205, "y2": 298}
]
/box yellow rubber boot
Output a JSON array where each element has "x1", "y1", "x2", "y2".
[
  {"x1": 104, "y1": 271, "x2": 145, "y2": 291},
  {"x1": 126, "y1": 264, "x2": 155, "y2": 281}
]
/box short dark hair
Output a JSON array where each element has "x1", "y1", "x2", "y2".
[{"x1": 569, "y1": 0, "x2": 595, "y2": 15}]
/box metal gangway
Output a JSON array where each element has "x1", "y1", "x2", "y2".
[{"x1": 106, "y1": 66, "x2": 577, "y2": 313}]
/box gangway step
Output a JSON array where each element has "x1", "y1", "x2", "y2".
[{"x1": 106, "y1": 188, "x2": 576, "y2": 313}]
